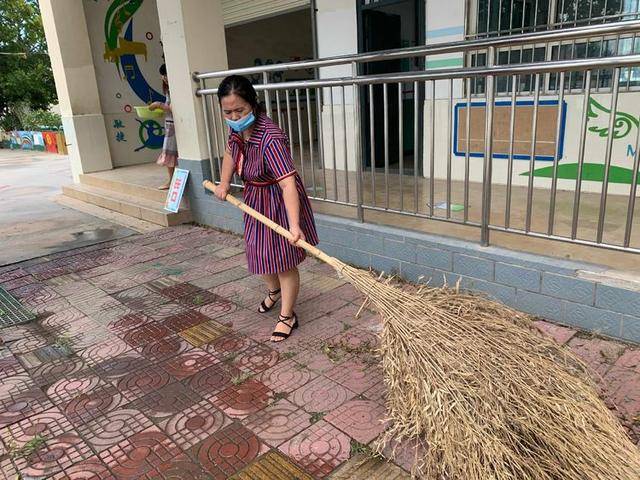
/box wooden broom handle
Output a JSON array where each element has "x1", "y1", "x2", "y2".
[{"x1": 202, "y1": 180, "x2": 341, "y2": 269}]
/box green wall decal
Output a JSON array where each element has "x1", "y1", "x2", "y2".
[
  {"x1": 587, "y1": 97, "x2": 639, "y2": 139},
  {"x1": 522, "y1": 163, "x2": 640, "y2": 185}
]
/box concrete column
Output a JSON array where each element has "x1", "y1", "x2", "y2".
[
  {"x1": 39, "y1": 0, "x2": 112, "y2": 180},
  {"x1": 156, "y1": 0, "x2": 228, "y2": 162}
]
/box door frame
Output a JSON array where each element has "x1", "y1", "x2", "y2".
[{"x1": 356, "y1": 0, "x2": 426, "y2": 174}]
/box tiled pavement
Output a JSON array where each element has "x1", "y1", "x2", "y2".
[{"x1": 0, "y1": 224, "x2": 638, "y2": 479}]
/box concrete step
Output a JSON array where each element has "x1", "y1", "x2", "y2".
[
  {"x1": 62, "y1": 183, "x2": 191, "y2": 227},
  {"x1": 78, "y1": 172, "x2": 172, "y2": 204}
]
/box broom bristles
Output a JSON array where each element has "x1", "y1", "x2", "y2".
[{"x1": 336, "y1": 263, "x2": 640, "y2": 479}]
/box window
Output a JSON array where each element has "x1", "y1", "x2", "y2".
[{"x1": 469, "y1": 0, "x2": 640, "y2": 94}]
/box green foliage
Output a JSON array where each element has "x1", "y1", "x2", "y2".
[{"x1": 0, "y1": 0, "x2": 57, "y2": 130}]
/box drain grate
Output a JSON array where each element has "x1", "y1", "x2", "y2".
[{"x1": 0, "y1": 287, "x2": 36, "y2": 328}]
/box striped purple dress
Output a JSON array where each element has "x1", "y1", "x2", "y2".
[{"x1": 227, "y1": 114, "x2": 319, "y2": 275}]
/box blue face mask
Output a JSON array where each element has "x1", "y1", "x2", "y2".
[{"x1": 225, "y1": 112, "x2": 256, "y2": 133}]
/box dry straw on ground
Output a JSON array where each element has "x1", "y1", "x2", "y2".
[{"x1": 203, "y1": 181, "x2": 640, "y2": 479}]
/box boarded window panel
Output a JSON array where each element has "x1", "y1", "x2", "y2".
[{"x1": 455, "y1": 101, "x2": 566, "y2": 160}]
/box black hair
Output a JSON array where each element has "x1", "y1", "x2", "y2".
[
  {"x1": 159, "y1": 64, "x2": 169, "y2": 95},
  {"x1": 217, "y1": 75, "x2": 262, "y2": 113}
]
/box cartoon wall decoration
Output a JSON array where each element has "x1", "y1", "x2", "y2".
[
  {"x1": 84, "y1": 0, "x2": 166, "y2": 167},
  {"x1": 6, "y1": 131, "x2": 65, "y2": 152}
]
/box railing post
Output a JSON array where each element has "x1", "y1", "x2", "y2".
[
  {"x1": 481, "y1": 46, "x2": 496, "y2": 246},
  {"x1": 352, "y1": 61, "x2": 364, "y2": 222},
  {"x1": 263, "y1": 72, "x2": 272, "y2": 118}
]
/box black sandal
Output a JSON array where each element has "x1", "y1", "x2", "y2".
[
  {"x1": 270, "y1": 313, "x2": 298, "y2": 342},
  {"x1": 258, "y1": 288, "x2": 281, "y2": 313}
]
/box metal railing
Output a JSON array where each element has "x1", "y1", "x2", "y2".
[{"x1": 194, "y1": 21, "x2": 640, "y2": 255}]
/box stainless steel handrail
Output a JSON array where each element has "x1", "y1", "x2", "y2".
[{"x1": 195, "y1": 20, "x2": 640, "y2": 81}]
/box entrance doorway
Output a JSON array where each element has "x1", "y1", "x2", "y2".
[{"x1": 358, "y1": 0, "x2": 425, "y2": 173}]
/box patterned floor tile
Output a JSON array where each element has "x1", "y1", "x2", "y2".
[
  {"x1": 257, "y1": 359, "x2": 317, "y2": 394},
  {"x1": 90, "y1": 351, "x2": 149, "y2": 379},
  {"x1": 31, "y1": 357, "x2": 88, "y2": 387},
  {"x1": 279, "y1": 420, "x2": 351, "y2": 478},
  {"x1": 62, "y1": 384, "x2": 125, "y2": 425},
  {"x1": 78, "y1": 408, "x2": 153, "y2": 452},
  {"x1": 202, "y1": 333, "x2": 255, "y2": 359},
  {"x1": 0, "y1": 458, "x2": 19, "y2": 480},
  {"x1": 290, "y1": 376, "x2": 355, "y2": 413},
  {"x1": 178, "y1": 320, "x2": 231, "y2": 348},
  {"x1": 325, "y1": 399, "x2": 387, "y2": 444},
  {"x1": 138, "y1": 336, "x2": 194, "y2": 363},
  {"x1": 141, "y1": 302, "x2": 188, "y2": 322},
  {"x1": 14, "y1": 433, "x2": 93, "y2": 479},
  {"x1": 108, "y1": 312, "x2": 153, "y2": 336},
  {"x1": 196, "y1": 298, "x2": 237, "y2": 320},
  {"x1": 46, "y1": 375, "x2": 106, "y2": 405},
  {"x1": 115, "y1": 366, "x2": 173, "y2": 402},
  {"x1": 190, "y1": 422, "x2": 267, "y2": 480},
  {"x1": 122, "y1": 322, "x2": 172, "y2": 348},
  {"x1": 160, "y1": 399, "x2": 231, "y2": 449},
  {"x1": 7, "y1": 334, "x2": 50, "y2": 355},
  {"x1": 87, "y1": 304, "x2": 133, "y2": 326},
  {"x1": 187, "y1": 363, "x2": 241, "y2": 398},
  {"x1": 0, "y1": 407, "x2": 73, "y2": 450},
  {"x1": 129, "y1": 382, "x2": 201, "y2": 424},
  {"x1": 161, "y1": 310, "x2": 210, "y2": 334},
  {"x1": 230, "y1": 449, "x2": 314, "y2": 480},
  {"x1": 39, "y1": 307, "x2": 86, "y2": 329},
  {"x1": 176, "y1": 290, "x2": 222, "y2": 309},
  {"x1": 0, "y1": 388, "x2": 53, "y2": 428},
  {"x1": 158, "y1": 282, "x2": 201, "y2": 300},
  {"x1": 0, "y1": 375, "x2": 36, "y2": 402},
  {"x1": 98, "y1": 427, "x2": 182, "y2": 480},
  {"x1": 17, "y1": 344, "x2": 74, "y2": 370},
  {"x1": 210, "y1": 379, "x2": 272, "y2": 419},
  {"x1": 292, "y1": 349, "x2": 342, "y2": 374},
  {"x1": 325, "y1": 360, "x2": 382, "y2": 395},
  {"x1": 142, "y1": 455, "x2": 211, "y2": 479},
  {"x1": 244, "y1": 399, "x2": 311, "y2": 447},
  {"x1": 0, "y1": 356, "x2": 25, "y2": 380},
  {"x1": 161, "y1": 350, "x2": 219, "y2": 380},
  {"x1": 77, "y1": 337, "x2": 132, "y2": 367},
  {"x1": 363, "y1": 381, "x2": 387, "y2": 403},
  {"x1": 232, "y1": 343, "x2": 280, "y2": 374},
  {"x1": 51, "y1": 456, "x2": 115, "y2": 480}
]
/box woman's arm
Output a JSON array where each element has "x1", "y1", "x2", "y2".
[
  {"x1": 149, "y1": 101, "x2": 171, "y2": 113},
  {"x1": 278, "y1": 175, "x2": 304, "y2": 244},
  {"x1": 214, "y1": 148, "x2": 235, "y2": 201}
]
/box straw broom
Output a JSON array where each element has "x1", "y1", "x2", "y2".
[{"x1": 203, "y1": 180, "x2": 640, "y2": 479}]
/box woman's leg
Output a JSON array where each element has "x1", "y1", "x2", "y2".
[
  {"x1": 260, "y1": 273, "x2": 281, "y2": 311},
  {"x1": 271, "y1": 267, "x2": 299, "y2": 341},
  {"x1": 158, "y1": 166, "x2": 175, "y2": 190}
]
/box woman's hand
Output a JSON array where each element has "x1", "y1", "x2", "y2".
[
  {"x1": 289, "y1": 225, "x2": 305, "y2": 245},
  {"x1": 148, "y1": 101, "x2": 162, "y2": 111},
  {"x1": 215, "y1": 182, "x2": 230, "y2": 202}
]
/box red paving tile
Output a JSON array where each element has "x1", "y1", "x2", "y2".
[
  {"x1": 90, "y1": 351, "x2": 149, "y2": 379},
  {"x1": 161, "y1": 350, "x2": 219, "y2": 380},
  {"x1": 0, "y1": 356, "x2": 25, "y2": 380},
  {"x1": 257, "y1": 359, "x2": 317, "y2": 394},
  {"x1": 98, "y1": 427, "x2": 183, "y2": 480},
  {"x1": 39, "y1": 307, "x2": 86, "y2": 329},
  {"x1": 533, "y1": 320, "x2": 577, "y2": 345},
  {"x1": 115, "y1": 366, "x2": 173, "y2": 402},
  {"x1": 77, "y1": 337, "x2": 132, "y2": 367},
  {"x1": 196, "y1": 297, "x2": 238, "y2": 320},
  {"x1": 122, "y1": 322, "x2": 172, "y2": 348},
  {"x1": 0, "y1": 388, "x2": 53, "y2": 428},
  {"x1": 62, "y1": 385, "x2": 126, "y2": 425},
  {"x1": 162, "y1": 310, "x2": 210, "y2": 334},
  {"x1": 244, "y1": 399, "x2": 311, "y2": 447},
  {"x1": 187, "y1": 363, "x2": 240, "y2": 398},
  {"x1": 31, "y1": 357, "x2": 88, "y2": 386},
  {"x1": 325, "y1": 360, "x2": 382, "y2": 395},
  {"x1": 190, "y1": 422, "x2": 267, "y2": 480},
  {"x1": 138, "y1": 335, "x2": 193, "y2": 363},
  {"x1": 232, "y1": 343, "x2": 280, "y2": 374},
  {"x1": 78, "y1": 408, "x2": 153, "y2": 452},
  {"x1": 129, "y1": 382, "x2": 201, "y2": 424},
  {"x1": 160, "y1": 399, "x2": 232, "y2": 449},
  {"x1": 51, "y1": 456, "x2": 115, "y2": 480},
  {"x1": 0, "y1": 407, "x2": 71, "y2": 450},
  {"x1": 0, "y1": 458, "x2": 19, "y2": 480},
  {"x1": 108, "y1": 312, "x2": 153, "y2": 336},
  {"x1": 14, "y1": 433, "x2": 93, "y2": 479},
  {"x1": 46, "y1": 375, "x2": 106, "y2": 404},
  {"x1": 290, "y1": 376, "x2": 355, "y2": 412},
  {"x1": 211, "y1": 378, "x2": 272, "y2": 419},
  {"x1": 142, "y1": 301, "x2": 189, "y2": 321},
  {"x1": 279, "y1": 420, "x2": 351, "y2": 478},
  {"x1": 202, "y1": 333, "x2": 255, "y2": 359},
  {"x1": 325, "y1": 399, "x2": 387, "y2": 444},
  {"x1": 567, "y1": 337, "x2": 626, "y2": 377}
]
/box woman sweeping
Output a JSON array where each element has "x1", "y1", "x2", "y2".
[{"x1": 214, "y1": 75, "x2": 319, "y2": 342}]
